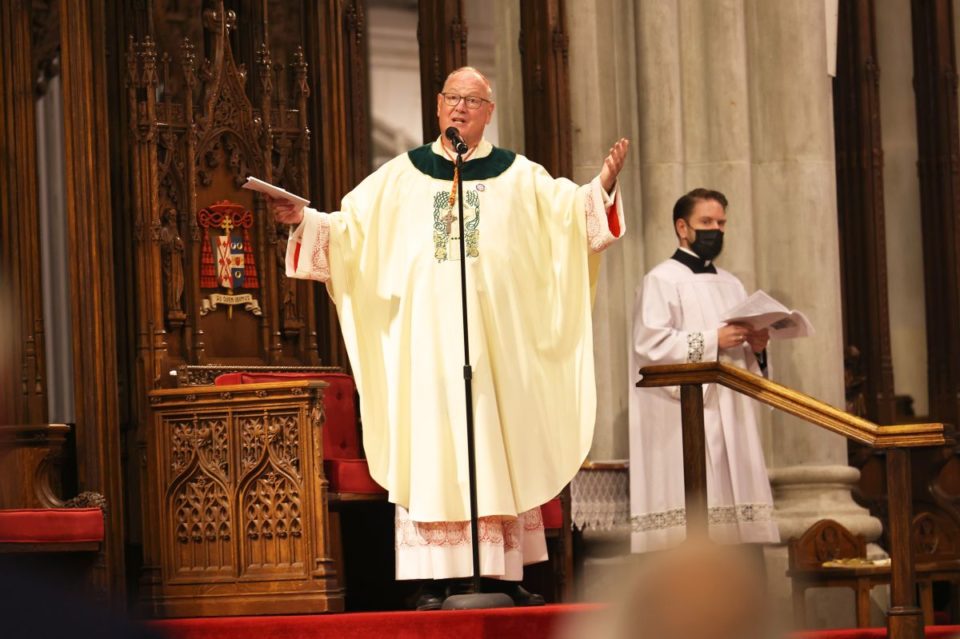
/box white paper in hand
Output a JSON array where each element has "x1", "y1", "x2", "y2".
[
  {"x1": 721, "y1": 290, "x2": 815, "y2": 339},
  {"x1": 242, "y1": 176, "x2": 310, "y2": 208}
]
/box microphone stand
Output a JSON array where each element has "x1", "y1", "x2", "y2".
[{"x1": 441, "y1": 146, "x2": 514, "y2": 611}]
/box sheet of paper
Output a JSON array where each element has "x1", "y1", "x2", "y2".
[
  {"x1": 721, "y1": 290, "x2": 815, "y2": 339},
  {"x1": 242, "y1": 176, "x2": 310, "y2": 207}
]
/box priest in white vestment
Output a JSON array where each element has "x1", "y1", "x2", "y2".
[
  {"x1": 273, "y1": 67, "x2": 630, "y2": 607},
  {"x1": 629, "y1": 188, "x2": 780, "y2": 553}
]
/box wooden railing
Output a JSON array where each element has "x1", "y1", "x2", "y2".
[{"x1": 637, "y1": 361, "x2": 952, "y2": 639}]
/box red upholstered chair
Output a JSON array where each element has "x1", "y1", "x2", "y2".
[{"x1": 541, "y1": 497, "x2": 564, "y2": 531}]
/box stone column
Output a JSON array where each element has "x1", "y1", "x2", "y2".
[
  {"x1": 566, "y1": 0, "x2": 644, "y2": 461},
  {"x1": 744, "y1": 0, "x2": 879, "y2": 523},
  {"x1": 747, "y1": 1, "x2": 881, "y2": 626},
  {"x1": 490, "y1": 0, "x2": 524, "y2": 152}
]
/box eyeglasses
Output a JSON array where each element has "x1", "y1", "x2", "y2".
[{"x1": 441, "y1": 93, "x2": 491, "y2": 110}]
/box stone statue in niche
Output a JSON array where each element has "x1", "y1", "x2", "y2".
[{"x1": 161, "y1": 207, "x2": 187, "y2": 326}]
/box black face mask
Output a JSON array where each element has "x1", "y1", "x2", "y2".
[{"x1": 690, "y1": 229, "x2": 724, "y2": 261}]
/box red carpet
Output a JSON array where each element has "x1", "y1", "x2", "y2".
[
  {"x1": 149, "y1": 603, "x2": 601, "y2": 639},
  {"x1": 793, "y1": 629, "x2": 960, "y2": 639},
  {"x1": 149, "y1": 608, "x2": 960, "y2": 639}
]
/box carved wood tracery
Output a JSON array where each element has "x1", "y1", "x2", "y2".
[
  {"x1": 145, "y1": 381, "x2": 341, "y2": 616},
  {"x1": 519, "y1": 0, "x2": 572, "y2": 179},
  {"x1": 911, "y1": 0, "x2": 960, "y2": 430},
  {"x1": 1, "y1": 0, "x2": 48, "y2": 426},
  {"x1": 303, "y1": 0, "x2": 370, "y2": 368},
  {"x1": 833, "y1": 0, "x2": 896, "y2": 426}
]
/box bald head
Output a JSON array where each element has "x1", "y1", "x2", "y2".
[{"x1": 443, "y1": 66, "x2": 493, "y2": 100}]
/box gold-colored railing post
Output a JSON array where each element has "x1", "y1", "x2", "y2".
[
  {"x1": 679, "y1": 384, "x2": 708, "y2": 537},
  {"x1": 885, "y1": 447, "x2": 923, "y2": 639}
]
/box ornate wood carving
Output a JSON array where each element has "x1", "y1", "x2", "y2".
[
  {"x1": 0, "y1": 0, "x2": 48, "y2": 425},
  {"x1": 124, "y1": 4, "x2": 325, "y2": 606},
  {"x1": 911, "y1": 0, "x2": 960, "y2": 429},
  {"x1": 59, "y1": 0, "x2": 126, "y2": 601},
  {"x1": 519, "y1": 0, "x2": 572, "y2": 179},
  {"x1": 833, "y1": 0, "x2": 896, "y2": 425},
  {"x1": 913, "y1": 509, "x2": 960, "y2": 561},
  {"x1": 126, "y1": 0, "x2": 319, "y2": 379},
  {"x1": 907, "y1": 1, "x2": 960, "y2": 559},
  {"x1": 789, "y1": 519, "x2": 867, "y2": 570},
  {"x1": 143, "y1": 381, "x2": 342, "y2": 616},
  {"x1": 417, "y1": 0, "x2": 467, "y2": 144}
]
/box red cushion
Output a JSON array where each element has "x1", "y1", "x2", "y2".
[
  {"x1": 541, "y1": 497, "x2": 563, "y2": 530},
  {"x1": 324, "y1": 459, "x2": 387, "y2": 495},
  {"x1": 0, "y1": 508, "x2": 104, "y2": 544},
  {"x1": 214, "y1": 372, "x2": 361, "y2": 460},
  {"x1": 213, "y1": 372, "x2": 245, "y2": 385}
]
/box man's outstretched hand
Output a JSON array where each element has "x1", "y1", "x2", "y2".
[
  {"x1": 600, "y1": 138, "x2": 630, "y2": 194},
  {"x1": 270, "y1": 196, "x2": 305, "y2": 226}
]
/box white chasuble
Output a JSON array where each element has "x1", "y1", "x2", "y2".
[
  {"x1": 628, "y1": 254, "x2": 780, "y2": 553},
  {"x1": 287, "y1": 138, "x2": 623, "y2": 578}
]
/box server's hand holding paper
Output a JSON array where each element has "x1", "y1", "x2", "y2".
[{"x1": 721, "y1": 290, "x2": 814, "y2": 339}]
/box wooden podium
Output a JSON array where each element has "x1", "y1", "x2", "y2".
[{"x1": 140, "y1": 381, "x2": 343, "y2": 616}]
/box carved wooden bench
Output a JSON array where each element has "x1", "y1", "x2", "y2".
[
  {"x1": 0, "y1": 423, "x2": 106, "y2": 554},
  {"x1": 788, "y1": 517, "x2": 960, "y2": 627},
  {"x1": 0, "y1": 423, "x2": 107, "y2": 598}
]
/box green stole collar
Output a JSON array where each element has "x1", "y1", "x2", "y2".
[{"x1": 407, "y1": 143, "x2": 517, "y2": 181}]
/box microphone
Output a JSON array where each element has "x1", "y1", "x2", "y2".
[{"x1": 445, "y1": 127, "x2": 469, "y2": 155}]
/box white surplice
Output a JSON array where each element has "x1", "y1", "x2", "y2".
[
  {"x1": 628, "y1": 252, "x2": 780, "y2": 553},
  {"x1": 285, "y1": 137, "x2": 624, "y2": 579}
]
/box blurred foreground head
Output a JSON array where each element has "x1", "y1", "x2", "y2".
[{"x1": 562, "y1": 540, "x2": 775, "y2": 639}]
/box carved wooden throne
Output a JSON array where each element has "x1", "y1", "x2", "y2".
[
  {"x1": 127, "y1": 2, "x2": 342, "y2": 616},
  {"x1": 127, "y1": 2, "x2": 318, "y2": 377}
]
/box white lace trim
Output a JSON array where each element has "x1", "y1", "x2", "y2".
[
  {"x1": 571, "y1": 468, "x2": 630, "y2": 532},
  {"x1": 630, "y1": 503, "x2": 775, "y2": 533},
  {"x1": 585, "y1": 179, "x2": 620, "y2": 253},
  {"x1": 308, "y1": 215, "x2": 331, "y2": 281},
  {"x1": 395, "y1": 509, "x2": 544, "y2": 551}
]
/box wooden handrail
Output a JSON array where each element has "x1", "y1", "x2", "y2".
[
  {"x1": 635, "y1": 361, "x2": 950, "y2": 639},
  {"x1": 637, "y1": 361, "x2": 949, "y2": 448}
]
